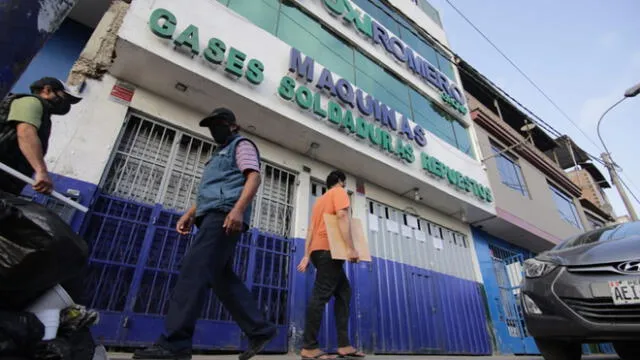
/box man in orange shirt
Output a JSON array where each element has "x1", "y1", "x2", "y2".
[{"x1": 297, "y1": 170, "x2": 364, "y2": 359}]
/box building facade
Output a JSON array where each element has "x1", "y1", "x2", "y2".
[
  {"x1": 8, "y1": 0, "x2": 617, "y2": 356},
  {"x1": 36, "y1": 0, "x2": 499, "y2": 355},
  {"x1": 458, "y1": 60, "x2": 615, "y2": 355}
]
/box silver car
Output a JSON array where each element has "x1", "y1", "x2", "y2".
[{"x1": 521, "y1": 221, "x2": 640, "y2": 360}]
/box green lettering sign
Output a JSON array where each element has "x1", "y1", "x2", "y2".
[
  {"x1": 246, "y1": 59, "x2": 265, "y2": 85},
  {"x1": 204, "y1": 38, "x2": 226, "y2": 64},
  {"x1": 313, "y1": 92, "x2": 328, "y2": 118},
  {"x1": 296, "y1": 86, "x2": 314, "y2": 110},
  {"x1": 277, "y1": 76, "x2": 484, "y2": 198},
  {"x1": 328, "y1": 101, "x2": 343, "y2": 125},
  {"x1": 342, "y1": 110, "x2": 356, "y2": 133},
  {"x1": 356, "y1": 117, "x2": 368, "y2": 139},
  {"x1": 174, "y1": 24, "x2": 200, "y2": 55},
  {"x1": 323, "y1": 0, "x2": 345, "y2": 15},
  {"x1": 278, "y1": 76, "x2": 296, "y2": 100},
  {"x1": 149, "y1": 9, "x2": 265, "y2": 85},
  {"x1": 149, "y1": 8, "x2": 176, "y2": 39},
  {"x1": 420, "y1": 152, "x2": 492, "y2": 202},
  {"x1": 225, "y1": 47, "x2": 246, "y2": 77}
]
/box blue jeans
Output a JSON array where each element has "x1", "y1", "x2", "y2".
[{"x1": 158, "y1": 211, "x2": 275, "y2": 352}]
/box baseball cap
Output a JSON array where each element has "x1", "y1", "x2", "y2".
[
  {"x1": 199, "y1": 107, "x2": 236, "y2": 127},
  {"x1": 30, "y1": 77, "x2": 83, "y2": 104}
]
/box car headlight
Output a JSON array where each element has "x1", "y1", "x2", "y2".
[{"x1": 524, "y1": 258, "x2": 557, "y2": 278}]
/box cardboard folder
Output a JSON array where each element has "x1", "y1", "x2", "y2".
[{"x1": 324, "y1": 214, "x2": 372, "y2": 262}]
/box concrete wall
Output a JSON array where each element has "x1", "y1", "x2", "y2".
[{"x1": 474, "y1": 125, "x2": 586, "y2": 241}]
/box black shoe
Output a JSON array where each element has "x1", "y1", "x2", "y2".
[
  {"x1": 238, "y1": 331, "x2": 277, "y2": 360},
  {"x1": 132, "y1": 345, "x2": 192, "y2": 360}
]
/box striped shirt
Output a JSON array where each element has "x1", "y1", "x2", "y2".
[{"x1": 235, "y1": 140, "x2": 260, "y2": 173}]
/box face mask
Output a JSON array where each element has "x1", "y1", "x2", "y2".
[
  {"x1": 47, "y1": 95, "x2": 71, "y2": 115},
  {"x1": 211, "y1": 124, "x2": 232, "y2": 144}
]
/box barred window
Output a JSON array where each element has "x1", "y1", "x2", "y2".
[{"x1": 103, "y1": 113, "x2": 297, "y2": 237}]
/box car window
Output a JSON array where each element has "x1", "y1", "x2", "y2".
[
  {"x1": 605, "y1": 221, "x2": 640, "y2": 241},
  {"x1": 553, "y1": 224, "x2": 623, "y2": 250}
]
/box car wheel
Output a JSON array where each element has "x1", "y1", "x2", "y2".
[
  {"x1": 534, "y1": 338, "x2": 582, "y2": 360},
  {"x1": 613, "y1": 341, "x2": 640, "y2": 360}
]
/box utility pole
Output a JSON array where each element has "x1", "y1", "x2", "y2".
[
  {"x1": 0, "y1": 0, "x2": 79, "y2": 99},
  {"x1": 596, "y1": 82, "x2": 640, "y2": 222},
  {"x1": 602, "y1": 152, "x2": 638, "y2": 221}
]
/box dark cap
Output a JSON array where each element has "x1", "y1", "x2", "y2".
[
  {"x1": 199, "y1": 107, "x2": 236, "y2": 127},
  {"x1": 30, "y1": 77, "x2": 82, "y2": 104}
]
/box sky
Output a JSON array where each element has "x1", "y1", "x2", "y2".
[{"x1": 426, "y1": 0, "x2": 640, "y2": 219}]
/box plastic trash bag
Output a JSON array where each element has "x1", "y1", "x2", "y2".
[
  {"x1": 0, "y1": 310, "x2": 44, "y2": 356},
  {"x1": 0, "y1": 193, "x2": 88, "y2": 309}
]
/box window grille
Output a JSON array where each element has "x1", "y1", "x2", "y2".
[{"x1": 103, "y1": 113, "x2": 297, "y2": 237}]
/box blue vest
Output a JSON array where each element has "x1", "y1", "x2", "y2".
[{"x1": 196, "y1": 134, "x2": 260, "y2": 224}]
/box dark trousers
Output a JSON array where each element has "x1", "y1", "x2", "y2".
[
  {"x1": 158, "y1": 211, "x2": 275, "y2": 352},
  {"x1": 302, "y1": 250, "x2": 351, "y2": 350}
]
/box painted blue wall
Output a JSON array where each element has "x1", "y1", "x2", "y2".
[
  {"x1": 472, "y1": 227, "x2": 538, "y2": 355},
  {"x1": 10, "y1": 19, "x2": 91, "y2": 94},
  {"x1": 290, "y1": 237, "x2": 492, "y2": 355}
]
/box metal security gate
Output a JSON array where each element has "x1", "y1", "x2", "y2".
[
  {"x1": 82, "y1": 112, "x2": 297, "y2": 351},
  {"x1": 488, "y1": 244, "x2": 537, "y2": 354},
  {"x1": 367, "y1": 200, "x2": 491, "y2": 355}
]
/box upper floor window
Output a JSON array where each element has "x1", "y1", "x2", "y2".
[
  {"x1": 491, "y1": 143, "x2": 528, "y2": 197},
  {"x1": 548, "y1": 183, "x2": 583, "y2": 230},
  {"x1": 586, "y1": 214, "x2": 605, "y2": 230}
]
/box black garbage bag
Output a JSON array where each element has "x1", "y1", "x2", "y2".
[
  {"x1": 0, "y1": 310, "x2": 44, "y2": 356},
  {"x1": 0, "y1": 193, "x2": 88, "y2": 310},
  {"x1": 34, "y1": 327, "x2": 96, "y2": 360}
]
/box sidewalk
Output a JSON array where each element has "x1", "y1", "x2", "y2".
[{"x1": 109, "y1": 353, "x2": 619, "y2": 360}]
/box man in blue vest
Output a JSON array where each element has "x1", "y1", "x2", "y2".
[{"x1": 134, "y1": 108, "x2": 275, "y2": 360}]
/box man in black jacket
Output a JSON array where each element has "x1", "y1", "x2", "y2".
[{"x1": 0, "y1": 77, "x2": 81, "y2": 195}]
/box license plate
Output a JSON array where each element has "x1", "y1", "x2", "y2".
[{"x1": 609, "y1": 279, "x2": 640, "y2": 305}]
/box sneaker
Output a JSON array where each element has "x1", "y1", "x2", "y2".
[
  {"x1": 132, "y1": 345, "x2": 192, "y2": 360},
  {"x1": 60, "y1": 305, "x2": 100, "y2": 331},
  {"x1": 238, "y1": 331, "x2": 277, "y2": 360}
]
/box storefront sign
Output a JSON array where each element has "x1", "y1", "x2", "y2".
[
  {"x1": 149, "y1": 8, "x2": 265, "y2": 85},
  {"x1": 284, "y1": 48, "x2": 492, "y2": 202},
  {"x1": 421, "y1": 153, "x2": 493, "y2": 202},
  {"x1": 285, "y1": 48, "x2": 419, "y2": 163},
  {"x1": 320, "y1": 0, "x2": 467, "y2": 115}
]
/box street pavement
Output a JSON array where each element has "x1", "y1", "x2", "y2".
[{"x1": 109, "y1": 353, "x2": 619, "y2": 360}]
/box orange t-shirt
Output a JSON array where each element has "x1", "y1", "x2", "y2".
[{"x1": 309, "y1": 186, "x2": 350, "y2": 253}]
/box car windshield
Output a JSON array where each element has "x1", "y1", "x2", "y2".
[{"x1": 552, "y1": 222, "x2": 640, "y2": 250}]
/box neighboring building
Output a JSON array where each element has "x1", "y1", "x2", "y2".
[
  {"x1": 617, "y1": 215, "x2": 631, "y2": 224},
  {"x1": 41, "y1": 0, "x2": 502, "y2": 355},
  {"x1": 553, "y1": 135, "x2": 615, "y2": 228},
  {"x1": 458, "y1": 59, "x2": 604, "y2": 355}
]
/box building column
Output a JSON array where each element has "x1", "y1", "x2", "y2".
[{"x1": 0, "y1": 0, "x2": 79, "y2": 98}]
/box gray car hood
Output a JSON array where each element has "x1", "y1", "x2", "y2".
[{"x1": 538, "y1": 234, "x2": 640, "y2": 266}]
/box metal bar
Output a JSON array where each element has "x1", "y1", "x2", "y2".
[
  {"x1": 156, "y1": 129, "x2": 182, "y2": 207},
  {"x1": 112, "y1": 117, "x2": 144, "y2": 196},
  {"x1": 0, "y1": 161, "x2": 88, "y2": 212},
  {"x1": 123, "y1": 204, "x2": 161, "y2": 313}
]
